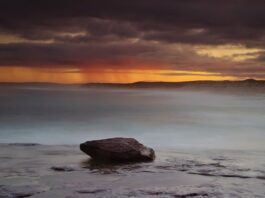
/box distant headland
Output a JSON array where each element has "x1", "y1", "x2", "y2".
[{"x1": 1, "y1": 79, "x2": 265, "y2": 91}]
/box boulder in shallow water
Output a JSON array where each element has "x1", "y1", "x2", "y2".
[{"x1": 80, "y1": 137, "x2": 155, "y2": 162}]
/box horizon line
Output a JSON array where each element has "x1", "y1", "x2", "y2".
[{"x1": 0, "y1": 78, "x2": 264, "y2": 85}]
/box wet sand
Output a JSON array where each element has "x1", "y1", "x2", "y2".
[{"x1": 1, "y1": 144, "x2": 265, "y2": 197}]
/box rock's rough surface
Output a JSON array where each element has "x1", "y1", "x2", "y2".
[{"x1": 80, "y1": 137, "x2": 155, "y2": 162}]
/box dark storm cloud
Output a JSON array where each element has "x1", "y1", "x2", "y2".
[
  {"x1": 0, "y1": 17, "x2": 139, "y2": 43},
  {"x1": 0, "y1": 0, "x2": 265, "y2": 78},
  {"x1": 1, "y1": 0, "x2": 265, "y2": 44},
  {"x1": 0, "y1": 42, "x2": 160, "y2": 67}
]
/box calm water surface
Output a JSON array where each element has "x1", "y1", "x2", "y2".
[
  {"x1": 1, "y1": 85, "x2": 265, "y2": 197},
  {"x1": 0, "y1": 85, "x2": 265, "y2": 150}
]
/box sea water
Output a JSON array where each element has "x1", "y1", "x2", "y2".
[
  {"x1": 0, "y1": 85, "x2": 264, "y2": 150},
  {"x1": 1, "y1": 85, "x2": 265, "y2": 197}
]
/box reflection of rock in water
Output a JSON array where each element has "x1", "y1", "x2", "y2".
[{"x1": 80, "y1": 157, "x2": 154, "y2": 175}]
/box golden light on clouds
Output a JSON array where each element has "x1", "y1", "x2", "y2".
[
  {"x1": 0, "y1": 66, "x2": 236, "y2": 84},
  {"x1": 0, "y1": 33, "x2": 54, "y2": 44},
  {"x1": 0, "y1": 67, "x2": 86, "y2": 84},
  {"x1": 196, "y1": 45, "x2": 263, "y2": 62},
  {"x1": 0, "y1": 34, "x2": 24, "y2": 44}
]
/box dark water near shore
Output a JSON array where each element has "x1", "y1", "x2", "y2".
[{"x1": 0, "y1": 85, "x2": 265, "y2": 150}]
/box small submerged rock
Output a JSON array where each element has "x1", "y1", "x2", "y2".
[
  {"x1": 0, "y1": 185, "x2": 48, "y2": 198},
  {"x1": 76, "y1": 188, "x2": 108, "y2": 194},
  {"x1": 80, "y1": 137, "x2": 155, "y2": 162},
  {"x1": 50, "y1": 166, "x2": 75, "y2": 172},
  {"x1": 8, "y1": 143, "x2": 41, "y2": 146}
]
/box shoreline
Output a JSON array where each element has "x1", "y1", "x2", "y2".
[{"x1": 1, "y1": 144, "x2": 265, "y2": 197}]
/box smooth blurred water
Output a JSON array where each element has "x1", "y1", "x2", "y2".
[{"x1": 0, "y1": 85, "x2": 265, "y2": 150}]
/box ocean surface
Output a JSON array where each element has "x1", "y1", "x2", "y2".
[
  {"x1": 0, "y1": 85, "x2": 265, "y2": 150},
  {"x1": 1, "y1": 85, "x2": 265, "y2": 197}
]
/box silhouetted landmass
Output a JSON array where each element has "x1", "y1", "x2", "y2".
[
  {"x1": 1, "y1": 79, "x2": 265, "y2": 91},
  {"x1": 83, "y1": 79, "x2": 265, "y2": 90}
]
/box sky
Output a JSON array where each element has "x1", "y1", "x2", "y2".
[{"x1": 0, "y1": 0, "x2": 265, "y2": 83}]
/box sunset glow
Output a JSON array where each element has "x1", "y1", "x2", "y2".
[
  {"x1": 0, "y1": 66, "x2": 237, "y2": 84},
  {"x1": 0, "y1": 1, "x2": 265, "y2": 83}
]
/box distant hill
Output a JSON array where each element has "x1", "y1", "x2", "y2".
[
  {"x1": 1, "y1": 79, "x2": 265, "y2": 91},
  {"x1": 83, "y1": 79, "x2": 265, "y2": 90}
]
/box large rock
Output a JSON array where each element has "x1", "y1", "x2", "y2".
[{"x1": 80, "y1": 137, "x2": 155, "y2": 162}]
